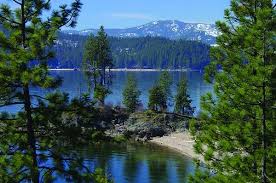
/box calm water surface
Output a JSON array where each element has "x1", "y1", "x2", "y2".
[
  {"x1": 3, "y1": 71, "x2": 212, "y2": 113},
  {"x1": 49, "y1": 71, "x2": 212, "y2": 113},
  {"x1": 56, "y1": 142, "x2": 195, "y2": 183}
]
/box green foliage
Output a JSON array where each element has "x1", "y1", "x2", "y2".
[
  {"x1": 190, "y1": 1, "x2": 276, "y2": 182},
  {"x1": 122, "y1": 74, "x2": 141, "y2": 113},
  {"x1": 113, "y1": 135, "x2": 127, "y2": 143},
  {"x1": 91, "y1": 131, "x2": 108, "y2": 141},
  {"x1": 148, "y1": 71, "x2": 172, "y2": 112},
  {"x1": 148, "y1": 85, "x2": 167, "y2": 111},
  {"x1": 83, "y1": 26, "x2": 113, "y2": 105},
  {"x1": 159, "y1": 71, "x2": 173, "y2": 102},
  {"x1": 83, "y1": 35, "x2": 99, "y2": 89},
  {"x1": 0, "y1": 1, "x2": 111, "y2": 182},
  {"x1": 92, "y1": 168, "x2": 113, "y2": 183},
  {"x1": 94, "y1": 85, "x2": 111, "y2": 106},
  {"x1": 54, "y1": 34, "x2": 210, "y2": 69},
  {"x1": 174, "y1": 78, "x2": 194, "y2": 115}
]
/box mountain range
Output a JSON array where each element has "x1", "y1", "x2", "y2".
[
  {"x1": 62, "y1": 20, "x2": 219, "y2": 45},
  {"x1": 0, "y1": 20, "x2": 213, "y2": 69}
]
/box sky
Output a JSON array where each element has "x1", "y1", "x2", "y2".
[{"x1": 4, "y1": 0, "x2": 231, "y2": 30}]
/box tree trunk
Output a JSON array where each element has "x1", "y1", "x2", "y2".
[
  {"x1": 93, "y1": 67, "x2": 97, "y2": 88},
  {"x1": 252, "y1": 116, "x2": 257, "y2": 175},
  {"x1": 103, "y1": 66, "x2": 106, "y2": 85},
  {"x1": 23, "y1": 85, "x2": 39, "y2": 183},
  {"x1": 21, "y1": 1, "x2": 39, "y2": 182},
  {"x1": 261, "y1": 31, "x2": 267, "y2": 183},
  {"x1": 100, "y1": 68, "x2": 104, "y2": 85},
  {"x1": 261, "y1": 82, "x2": 267, "y2": 183}
]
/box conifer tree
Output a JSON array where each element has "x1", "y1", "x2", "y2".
[
  {"x1": 190, "y1": 1, "x2": 276, "y2": 182},
  {"x1": 94, "y1": 84, "x2": 111, "y2": 106},
  {"x1": 148, "y1": 85, "x2": 167, "y2": 111},
  {"x1": 96, "y1": 26, "x2": 113, "y2": 85},
  {"x1": 123, "y1": 74, "x2": 141, "y2": 113},
  {"x1": 148, "y1": 71, "x2": 172, "y2": 112},
  {"x1": 0, "y1": 0, "x2": 91, "y2": 182},
  {"x1": 83, "y1": 34, "x2": 99, "y2": 88},
  {"x1": 82, "y1": 26, "x2": 113, "y2": 105},
  {"x1": 159, "y1": 71, "x2": 172, "y2": 104},
  {"x1": 174, "y1": 78, "x2": 194, "y2": 116}
]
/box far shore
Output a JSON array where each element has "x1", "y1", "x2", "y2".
[
  {"x1": 49, "y1": 68, "x2": 202, "y2": 72},
  {"x1": 150, "y1": 132, "x2": 204, "y2": 161}
]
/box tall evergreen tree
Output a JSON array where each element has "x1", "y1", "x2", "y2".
[
  {"x1": 83, "y1": 34, "x2": 99, "y2": 89},
  {"x1": 0, "y1": 0, "x2": 89, "y2": 182},
  {"x1": 148, "y1": 85, "x2": 167, "y2": 112},
  {"x1": 97, "y1": 26, "x2": 113, "y2": 85},
  {"x1": 122, "y1": 74, "x2": 141, "y2": 113},
  {"x1": 82, "y1": 26, "x2": 113, "y2": 105},
  {"x1": 174, "y1": 78, "x2": 194, "y2": 116},
  {"x1": 148, "y1": 71, "x2": 172, "y2": 112},
  {"x1": 190, "y1": 1, "x2": 276, "y2": 182},
  {"x1": 159, "y1": 71, "x2": 173, "y2": 109}
]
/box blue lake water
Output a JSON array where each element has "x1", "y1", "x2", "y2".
[
  {"x1": 2, "y1": 71, "x2": 212, "y2": 113},
  {"x1": 50, "y1": 71, "x2": 211, "y2": 114},
  {"x1": 56, "y1": 142, "x2": 196, "y2": 183}
]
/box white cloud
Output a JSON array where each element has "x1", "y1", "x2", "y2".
[{"x1": 111, "y1": 13, "x2": 153, "y2": 20}]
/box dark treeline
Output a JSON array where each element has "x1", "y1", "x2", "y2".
[{"x1": 51, "y1": 33, "x2": 210, "y2": 69}]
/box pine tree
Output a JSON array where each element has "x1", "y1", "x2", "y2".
[
  {"x1": 190, "y1": 0, "x2": 275, "y2": 182},
  {"x1": 148, "y1": 85, "x2": 167, "y2": 111},
  {"x1": 122, "y1": 74, "x2": 141, "y2": 113},
  {"x1": 147, "y1": 71, "x2": 172, "y2": 112},
  {"x1": 94, "y1": 84, "x2": 111, "y2": 106},
  {"x1": 83, "y1": 34, "x2": 99, "y2": 89},
  {"x1": 0, "y1": 0, "x2": 86, "y2": 182},
  {"x1": 174, "y1": 78, "x2": 194, "y2": 116},
  {"x1": 159, "y1": 71, "x2": 173, "y2": 109},
  {"x1": 96, "y1": 26, "x2": 113, "y2": 85},
  {"x1": 82, "y1": 26, "x2": 113, "y2": 105}
]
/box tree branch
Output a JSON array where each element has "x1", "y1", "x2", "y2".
[
  {"x1": 12, "y1": 0, "x2": 22, "y2": 5},
  {"x1": 30, "y1": 94, "x2": 49, "y2": 101},
  {"x1": 0, "y1": 14, "x2": 21, "y2": 25},
  {"x1": 25, "y1": 0, "x2": 51, "y2": 21},
  {"x1": 0, "y1": 102, "x2": 24, "y2": 108}
]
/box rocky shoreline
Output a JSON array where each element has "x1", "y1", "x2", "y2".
[
  {"x1": 105, "y1": 111, "x2": 190, "y2": 141},
  {"x1": 63, "y1": 105, "x2": 199, "y2": 159},
  {"x1": 103, "y1": 110, "x2": 203, "y2": 161}
]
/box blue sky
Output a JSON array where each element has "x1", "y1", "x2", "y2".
[{"x1": 4, "y1": 0, "x2": 230, "y2": 30}]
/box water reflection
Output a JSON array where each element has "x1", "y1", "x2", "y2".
[{"x1": 63, "y1": 142, "x2": 194, "y2": 183}]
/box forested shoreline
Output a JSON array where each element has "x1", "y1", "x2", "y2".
[{"x1": 50, "y1": 33, "x2": 210, "y2": 70}]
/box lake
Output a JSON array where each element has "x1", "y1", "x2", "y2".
[
  {"x1": 3, "y1": 71, "x2": 212, "y2": 113},
  {"x1": 41, "y1": 71, "x2": 211, "y2": 113},
  {"x1": 2, "y1": 71, "x2": 212, "y2": 183},
  {"x1": 56, "y1": 142, "x2": 196, "y2": 183}
]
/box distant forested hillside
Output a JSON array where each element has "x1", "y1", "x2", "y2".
[{"x1": 50, "y1": 33, "x2": 210, "y2": 69}]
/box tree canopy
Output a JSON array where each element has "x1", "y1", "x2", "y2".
[
  {"x1": 53, "y1": 34, "x2": 211, "y2": 70},
  {"x1": 0, "y1": 0, "x2": 115, "y2": 182},
  {"x1": 174, "y1": 79, "x2": 194, "y2": 116},
  {"x1": 122, "y1": 74, "x2": 141, "y2": 113},
  {"x1": 190, "y1": 0, "x2": 276, "y2": 182}
]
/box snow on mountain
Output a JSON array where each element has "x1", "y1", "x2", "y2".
[{"x1": 62, "y1": 20, "x2": 219, "y2": 44}]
